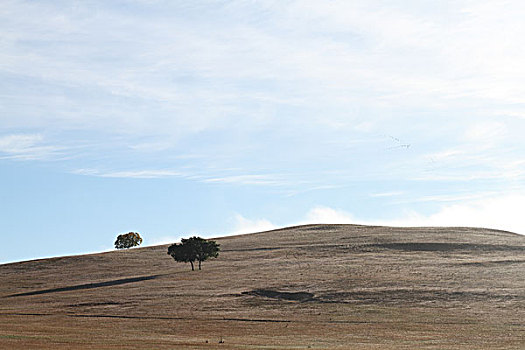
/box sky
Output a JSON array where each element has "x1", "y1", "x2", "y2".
[{"x1": 1, "y1": 0, "x2": 524, "y2": 263}]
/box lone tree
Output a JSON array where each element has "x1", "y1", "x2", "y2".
[
  {"x1": 115, "y1": 232, "x2": 143, "y2": 249},
  {"x1": 167, "y1": 236, "x2": 220, "y2": 271}
]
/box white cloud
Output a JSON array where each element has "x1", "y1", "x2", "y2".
[
  {"x1": 231, "y1": 214, "x2": 277, "y2": 235},
  {"x1": 284, "y1": 185, "x2": 342, "y2": 198},
  {"x1": 2, "y1": 1, "x2": 524, "y2": 144},
  {"x1": 203, "y1": 174, "x2": 287, "y2": 186},
  {"x1": 392, "y1": 192, "x2": 498, "y2": 204},
  {"x1": 3, "y1": 0, "x2": 525, "y2": 135},
  {"x1": 302, "y1": 206, "x2": 355, "y2": 225},
  {"x1": 464, "y1": 121, "x2": 507, "y2": 142},
  {"x1": 499, "y1": 110, "x2": 525, "y2": 119},
  {"x1": 230, "y1": 207, "x2": 356, "y2": 236},
  {"x1": 0, "y1": 134, "x2": 42, "y2": 152},
  {"x1": 384, "y1": 194, "x2": 525, "y2": 235},
  {"x1": 370, "y1": 191, "x2": 404, "y2": 198},
  {"x1": 300, "y1": 196, "x2": 525, "y2": 235},
  {"x1": 0, "y1": 134, "x2": 62, "y2": 160},
  {"x1": 232, "y1": 195, "x2": 525, "y2": 237},
  {"x1": 2, "y1": 1, "x2": 525, "y2": 208},
  {"x1": 72, "y1": 168, "x2": 292, "y2": 187},
  {"x1": 72, "y1": 168, "x2": 185, "y2": 179},
  {"x1": 428, "y1": 149, "x2": 464, "y2": 161},
  {"x1": 128, "y1": 141, "x2": 173, "y2": 152}
]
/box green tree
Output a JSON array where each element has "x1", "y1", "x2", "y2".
[
  {"x1": 192, "y1": 237, "x2": 220, "y2": 270},
  {"x1": 167, "y1": 240, "x2": 197, "y2": 270},
  {"x1": 167, "y1": 236, "x2": 220, "y2": 271},
  {"x1": 114, "y1": 232, "x2": 143, "y2": 249}
]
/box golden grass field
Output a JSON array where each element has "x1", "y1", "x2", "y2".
[{"x1": 0, "y1": 224, "x2": 524, "y2": 349}]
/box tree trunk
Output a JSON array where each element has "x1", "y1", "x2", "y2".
[
  {"x1": 198, "y1": 260, "x2": 201, "y2": 270},
  {"x1": 190, "y1": 261, "x2": 194, "y2": 271}
]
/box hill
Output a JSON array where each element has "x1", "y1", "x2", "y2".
[{"x1": 0, "y1": 224, "x2": 524, "y2": 349}]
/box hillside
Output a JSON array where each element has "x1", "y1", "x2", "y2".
[{"x1": 0, "y1": 224, "x2": 524, "y2": 349}]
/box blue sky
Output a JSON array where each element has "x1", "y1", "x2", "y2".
[{"x1": 1, "y1": 0, "x2": 524, "y2": 263}]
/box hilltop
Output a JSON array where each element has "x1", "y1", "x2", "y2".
[{"x1": 0, "y1": 224, "x2": 524, "y2": 349}]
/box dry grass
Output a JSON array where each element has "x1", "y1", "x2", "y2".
[{"x1": 1, "y1": 224, "x2": 524, "y2": 349}]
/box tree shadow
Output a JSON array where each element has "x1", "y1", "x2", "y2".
[{"x1": 7, "y1": 274, "x2": 161, "y2": 297}]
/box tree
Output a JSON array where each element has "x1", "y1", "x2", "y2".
[
  {"x1": 167, "y1": 236, "x2": 220, "y2": 270},
  {"x1": 167, "y1": 240, "x2": 197, "y2": 271},
  {"x1": 115, "y1": 232, "x2": 143, "y2": 249},
  {"x1": 192, "y1": 236, "x2": 221, "y2": 270}
]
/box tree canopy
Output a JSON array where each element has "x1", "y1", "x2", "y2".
[
  {"x1": 167, "y1": 236, "x2": 220, "y2": 270},
  {"x1": 114, "y1": 232, "x2": 143, "y2": 249}
]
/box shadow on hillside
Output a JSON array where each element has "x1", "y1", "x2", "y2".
[
  {"x1": 241, "y1": 287, "x2": 523, "y2": 305},
  {"x1": 368, "y1": 243, "x2": 525, "y2": 252},
  {"x1": 6, "y1": 274, "x2": 161, "y2": 298},
  {"x1": 242, "y1": 289, "x2": 314, "y2": 302}
]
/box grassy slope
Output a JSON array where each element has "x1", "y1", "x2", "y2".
[{"x1": 0, "y1": 224, "x2": 524, "y2": 349}]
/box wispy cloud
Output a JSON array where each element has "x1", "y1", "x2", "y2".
[
  {"x1": 391, "y1": 192, "x2": 499, "y2": 204},
  {"x1": 370, "y1": 191, "x2": 404, "y2": 198},
  {"x1": 0, "y1": 134, "x2": 63, "y2": 160},
  {"x1": 203, "y1": 174, "x2": 287, "y2": 186},
  {"x1": 284, "y1": 185, "x2": 342, "y2": 198},
  {"x1": 72, "y1": 167, "x2": 290, "y2": 187},
  {"x1": 2, "y1": 1, "x2": 525, "y2": 239},
  {"x1": 72, "y1": 168, "x2": 186, "y2": 179},
  {"x1": 3, "y1": 0, "x2": 525, "y2": 134}
]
